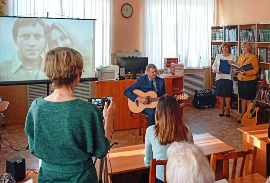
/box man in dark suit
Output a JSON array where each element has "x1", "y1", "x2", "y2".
[{"x1": 124, "y1": 64, "x2": 166, "y2": 126}]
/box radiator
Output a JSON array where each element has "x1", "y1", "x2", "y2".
[
  {"x1": 28, "y1": 82, "x2": 91, "y2": 108},
  {"x1": 184, "y1": 72, "x2": 205, "y2": 97}
]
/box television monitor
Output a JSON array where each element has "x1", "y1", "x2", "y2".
[
  {"x1": 0, "y1": 16, "x2": 96, "y2": 85},
  {"x1": 119, "y1": 57, "x2": 148, "y2": 79}
]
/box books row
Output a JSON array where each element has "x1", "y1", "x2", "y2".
[
  {"x1": 212, "y1": 27, "x2": 270, "y2": 42},
  {"x1": 257, "y1": 29, "x2": 270, "y2": 42},
  {"x1": 225, "y1": 27, "x2": 238, "y2": 41},
  {"x1": 230, "y1": 46, "x2": 239, "y2": 56},
  {"x1": 239, "y1": 29, "x2": 255, "y2": 42},
  {"x1": 258, "y1": 48, "x2": 270, "y2": 63},
  {"x1": 211, "y1": 45, "x2": 238, "y2": 58},
  {"x1": 211, "y1": 45, "x2": 221, "y2": 58},
  {"x1": 211, "y1": 29, "x2": 223, "y2": 41}
]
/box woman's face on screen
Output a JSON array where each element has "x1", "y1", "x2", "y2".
[{"x1": 49, "y1": 29, "x2": 73, "y2": 49}]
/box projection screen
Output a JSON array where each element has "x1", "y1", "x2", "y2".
[{"x1": 0, "y1": 16, "x2": 95, "y2": 85}]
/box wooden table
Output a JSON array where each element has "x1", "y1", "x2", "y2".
[
  {"x1": 18, "y1": 133, "x2": 234, "y2": 183},
  {"x1": 227, "y1": 173, "x2": 266, "y2": 183},
  {"x1": 238, "y1": 124, "x2": 270, "y2": 177},
  {"x1": 108, "y1": 133, "x2": 234, "y2": 176}
]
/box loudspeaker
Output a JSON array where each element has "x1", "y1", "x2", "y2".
[{"x1": 6, "y1": 156, "x2": 26, "y2": 182}]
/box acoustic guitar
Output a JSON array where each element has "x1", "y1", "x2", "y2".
[
  {"x1": 241, "y1": 78, "x2": 266, "y2": 127},
  {"x1": 128, "y1": 89, "x2": 188, "y2": 113}
]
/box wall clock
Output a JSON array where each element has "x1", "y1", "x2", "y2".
[{"x1": 121, "y1": 3, "x2": 133, "y2": 18}]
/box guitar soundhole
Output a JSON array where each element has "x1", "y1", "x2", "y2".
[{"x1": 146, "y1": 96, "x2": 151, "y2": 104}]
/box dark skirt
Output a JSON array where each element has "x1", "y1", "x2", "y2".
[
  {"x1": 238, "y1": 79, "x2": 257, "y2": 100},
  {"x1": 216, "y1": 79, "x2": 233, "y2": 97}
]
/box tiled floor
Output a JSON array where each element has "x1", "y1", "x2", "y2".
[{"x1": 0, "y1": 104, "x2": 243, "y2": 175}]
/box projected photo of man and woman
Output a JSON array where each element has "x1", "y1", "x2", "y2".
[{"x1": 0, "y1": 17, "x2": 95, "y2": 84}]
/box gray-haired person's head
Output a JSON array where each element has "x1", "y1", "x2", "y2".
[{"x1": 146, "y1": 64, "x2": 157, "y2": 71}]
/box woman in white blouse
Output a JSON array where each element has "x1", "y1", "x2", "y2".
[{"x1": 212, "y1": 42, "x2": 236, "y2": 117}]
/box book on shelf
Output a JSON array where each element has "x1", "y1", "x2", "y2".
[
  {"x1": 258, "y1": 28, "x2": 270, "y2": 42},
  {"x1": 230, "y1": 46, "x2": 238, "y2": 57},
  {"x1": 211, "y1": 45, "x2": 221, "y2": 57},
  {"x1": 258, "y1": 47, "x2": 268, "y2": 62},
  {"x1": 268, "y1": 49, "x2": 270, "y2": 63},
  {"x1": 211, "y1": 29, "x2": 223, "y2": 41},
  {"x1": 240, "y1": 29, "x2": 255, "y2": 42},
  {"x1": 219, "y1": 60, "x2": 231, "y2": 74},
  {"x1": 225, "y1": 26, "x2": 238, "y2": 41},
  {"x1": 266, "y1": 69, "x2": 270, "y2": 83}
]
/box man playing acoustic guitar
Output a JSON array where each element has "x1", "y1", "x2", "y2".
[{"x1": 124, "y1": 64, "x2": 166, "y2": 126}]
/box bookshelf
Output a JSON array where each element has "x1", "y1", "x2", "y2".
[{"x1": 211, "y1": 24, "x2": 270, "y2": 119}]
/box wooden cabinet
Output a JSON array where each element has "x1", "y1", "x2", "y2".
[
  {"x1": 91, "y1": 76, "x2": 183, "y2": 130},
  {"x1": 0, "y1": 85, "x2": 28, "y2": 123},
  {"x1": 164, "y1": 76, "x2": 183, "y2": 95},
  {"x1": 238, "y1": 124, "x2": 270, "y2": 178}
]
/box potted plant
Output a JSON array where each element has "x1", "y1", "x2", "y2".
[{"x1": 0, "y1": 0, "x2": 6, "y2": 16}]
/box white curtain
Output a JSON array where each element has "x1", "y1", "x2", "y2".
[
  {"x1": 8, "y1": 0, "x2": 111, "y2": 67},
  {"x1": 143, "y1": 0, "x2": 215, "y2": 69}
]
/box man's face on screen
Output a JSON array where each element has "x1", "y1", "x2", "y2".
[{"x1": 16, "y1": 23, "x2": 46, "y2": 62}]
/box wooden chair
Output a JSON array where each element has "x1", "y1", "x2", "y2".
[
  {"x1": 0, "y1": 101, "x2": 9, "y2": 128},
  {"x1": 138, "y1": 114, "x2": 148, "y2": 143},
  {"x1": 149, "y1": 159, "x2": 167, "y2": 183},
  {"x1": 210, "y1": 147, "x2": 257, "y2": 180}
]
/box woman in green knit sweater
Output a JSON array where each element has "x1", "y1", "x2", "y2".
[{"x1": 25, "y1": 47, "x2": 115, "y2": 183}]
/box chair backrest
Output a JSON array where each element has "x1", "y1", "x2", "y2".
[
  {"x1": 149, "y1": 159, "x2": 167, "y2": 183},
  {"x1": 0, "y1": 101, "x2": 9, "y2": 112},
  {"x1": 210, "y1": 147, "x2": 257, "y2": 179}
]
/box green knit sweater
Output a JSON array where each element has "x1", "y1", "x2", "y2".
[{"x1": 25, "y1": 97, "x2": 110, "y2": 183}]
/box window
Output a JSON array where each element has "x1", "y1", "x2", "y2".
[{"x1": 143, "y1": 0, "x2": 216, "y2": 69}]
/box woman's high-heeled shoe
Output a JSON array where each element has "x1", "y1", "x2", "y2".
[{"x1": 219, "y1": 113, "x2": 224, "y2": 117}]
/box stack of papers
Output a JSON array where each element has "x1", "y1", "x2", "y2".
[{"x1": 174, "y1": 64, "x2": 184, "y2": 76}]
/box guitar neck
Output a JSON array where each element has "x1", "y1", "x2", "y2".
[
  {"x1": 251, "y1": 85, "x2": 263, "y2": 109},
  {"x1": 151, "y1": 97, "x2": 160, "y2": 102}
]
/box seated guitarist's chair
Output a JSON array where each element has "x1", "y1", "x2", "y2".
[
  {"x1": 149, "y1": 159, "x2": 167, "y2": 183},
  {"x1": 210, "y1": 147, "x2": 257, "y2": 180}
]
